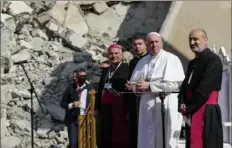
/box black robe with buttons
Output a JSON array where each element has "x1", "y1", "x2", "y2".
[{"x1": 178, "y1": 48, "x2": 223, "y2": 148}]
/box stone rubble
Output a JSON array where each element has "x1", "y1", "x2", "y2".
[{"x1": 0, "y1": 1, "x2": 171, "y2": 147}]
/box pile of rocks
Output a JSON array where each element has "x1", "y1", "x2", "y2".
[{"x1": 1, "y1": 1, "x2": 171, "y2": 147}]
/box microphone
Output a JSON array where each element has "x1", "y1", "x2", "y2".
[{"x1": 14, "y1": 60, "x2": 29, "y2": 65}]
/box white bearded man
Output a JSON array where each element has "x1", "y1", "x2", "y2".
[{"x1": 129, "y1": 32, "x2": 185, "y2": 148}]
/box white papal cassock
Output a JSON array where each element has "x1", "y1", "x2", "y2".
[{"x1": 130, "y1": 49, "x2": 185, "y2": 148}]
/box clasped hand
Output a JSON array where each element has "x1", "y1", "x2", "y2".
[
  {"x1": 136, "y1": 81, "x2": 150, "y2": 92},
  {"x1": 72, "y1": 101, "x2": 81, "y2": 108},
  {"x1": 179, "y1": 103, "x2": 187, "y2": 115},
  {"x1": 125, "y1": 81, "x2": 133, "y2": 90},
  {"x1": 125, "y1": 80, "x2": 150, "y2": 92}
]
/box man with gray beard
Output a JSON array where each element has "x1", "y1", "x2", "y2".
[{"x1": 178, "y1": 29, "x2": 223, "y2": 148}]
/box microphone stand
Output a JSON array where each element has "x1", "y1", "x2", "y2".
[
  {"x1": 109, "y1": 88, "x2": 179, "y2": 148},
  {"x1": 159, "y1": 92, "x2": 166, "y2": 148},
  {"x1": 159, "y1": 91, "x2": 179, "y2": 148},
  {"x1": 20, "y1": 63, "x2": 46, "y2": 148}
]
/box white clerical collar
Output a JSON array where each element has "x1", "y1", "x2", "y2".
[
  {"x1": 151, "y1": 49, "x2": 163, "y2": 59},
  {"x1": 78, "y1": 83, "x2": 86, "y2": 89}
]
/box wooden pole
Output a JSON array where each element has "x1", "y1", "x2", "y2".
[
  {"x1": 78, "y1": 115, "x2": 83, "y2": 148},
  {"x1": 89, "y1": 89, "x2": 96, "y2": 148}
]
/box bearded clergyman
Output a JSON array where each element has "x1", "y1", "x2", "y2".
[{"x1": 178, "y1": 29, "x2": 223, "y2": 148}]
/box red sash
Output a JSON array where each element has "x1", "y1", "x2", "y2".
[
  {"x1": 101, "y1": 91, "x2": 113, "y2": 104},
  {"x1": 101, "y1": 91, "x2": 129, "y2": 147},
  {"x1": 187, "y1": 90, "x2": 218, "y2": 148}
]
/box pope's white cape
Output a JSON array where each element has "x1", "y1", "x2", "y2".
[{"x1": 130, "y1": 49, "x2": 185, "y2": 148}]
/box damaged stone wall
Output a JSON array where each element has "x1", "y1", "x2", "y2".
[{"x1": 1, "y1": 1, "x2": 171, "y2": 147}]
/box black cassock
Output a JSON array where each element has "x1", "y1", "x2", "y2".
[
  {"x1": 95, "y1": 63, "x2": 130, "y2": 148},
  {"x1": 178, "y1": 48, "x2": 223, "y2": 148}
]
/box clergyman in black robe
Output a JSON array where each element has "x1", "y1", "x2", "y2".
[
  {"x1": 95, "y1": 44, "x2": 130, "y2": 148},
  {"x1": 178, "y1": 29, "x2": 223, "y2": 148},
  {"x1": 125, "y1": 33, "x2": 148, "y2": 148}
]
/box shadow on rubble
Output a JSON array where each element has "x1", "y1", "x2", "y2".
[
  {"x1": 115, "y1": 1, "x2": 189, "y2": 69},
  {"x1": 34, "y1": 1, "x2": 190, "y2": 147},
  {"x1": 32, "y1": 52, "x2": 102, "y2": 147}
]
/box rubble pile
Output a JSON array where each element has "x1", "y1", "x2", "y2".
[{"x1": 1, "y1": 1, "x2": 171, "y2": 147}]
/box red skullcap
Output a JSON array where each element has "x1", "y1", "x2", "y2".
[{"x1": 108, "y1": 43, "x2": 121, "y2": 49}]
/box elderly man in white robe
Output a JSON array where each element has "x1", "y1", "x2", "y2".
[{"x1": 129, "y1": 32, "x2": 185, "y2": 148}]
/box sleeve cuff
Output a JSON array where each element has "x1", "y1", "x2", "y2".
[
  {"x1": 149, "y1": 82, "x2": 163, "y2": 92},
  {"x1": 68, "y1": 103, "x2": 73, "y2": 110}
]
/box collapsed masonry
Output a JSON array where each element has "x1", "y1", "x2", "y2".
[{"x1": 1, "y1": 1, "x2": 171, "y2": 147}]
